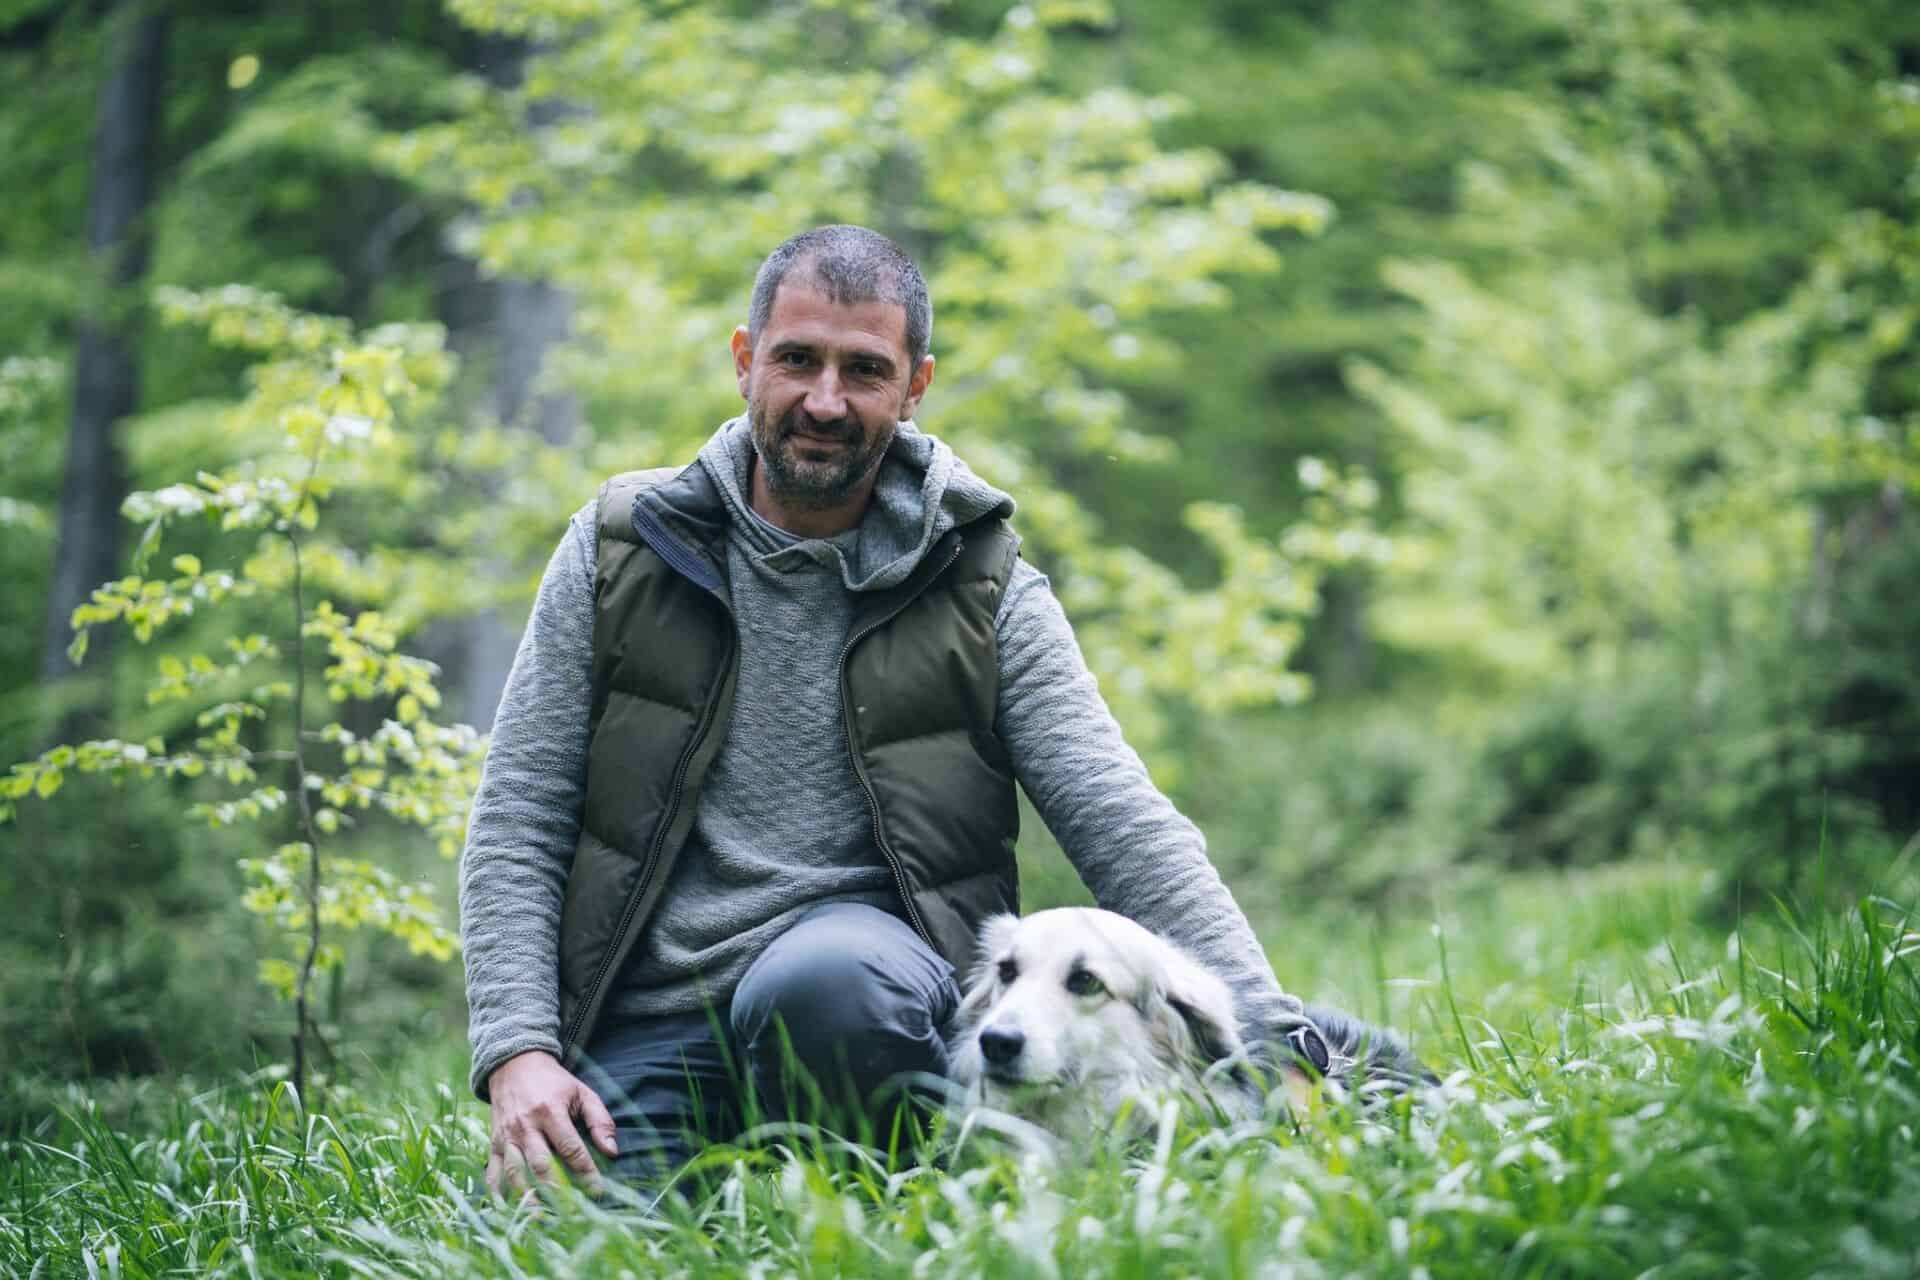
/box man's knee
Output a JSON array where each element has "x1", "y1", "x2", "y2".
[
  {"x1": 731, "y1": 903, "x2": 956, "y2": 1099},
  {"x1": 735, "y1": 943, "x2": 879, "y2": 1055}
]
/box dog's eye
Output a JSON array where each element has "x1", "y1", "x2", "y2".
[
  {"x1": 996, "y1": 958, "x2": 1018, "y2": 984},
  {"x1": 1065, "y1": 968, "x2": 1105, "y2": 998}
]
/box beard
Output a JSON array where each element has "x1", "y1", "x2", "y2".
[{"x1": 749, "y1": 399, "x2": 897, "y2": 509}]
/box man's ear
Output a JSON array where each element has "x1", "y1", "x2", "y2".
[
  {"x1": 900, "y1": 353, "x2": 935, "y2": 421},
  {"x1": 730, "y1": 325, "x2": 754, "y2": 398}
]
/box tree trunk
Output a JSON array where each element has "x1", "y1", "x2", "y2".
[
  {"x1": 457, "y1": 275, "x2": 580, "y2": 726},
  {"x1": 40, "y1": 3, "x2": 168, "y2": 718},
  {"x1": 453, "y1": 37, "x2": 582, "y2": 728}
]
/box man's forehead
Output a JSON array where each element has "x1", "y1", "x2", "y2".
[{"x1": 761, "y1": 281, "x2": 909, "y2": 356}]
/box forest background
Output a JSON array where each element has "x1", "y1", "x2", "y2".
[{"x1": 0, "y1": 0, "x2": 1916, "y2": 1120}]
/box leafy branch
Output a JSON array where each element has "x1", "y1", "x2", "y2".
[{"x1": 4, "y1": 287, "x2": 482, "y2": 1103}]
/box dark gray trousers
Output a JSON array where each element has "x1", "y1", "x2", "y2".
[{"x1": 573, "y1": 902, "x2": 961, "y2": 1186}]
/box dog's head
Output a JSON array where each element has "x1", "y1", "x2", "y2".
[{"x1": 949, "y1": 908, "x2": 1247, "y2": 1120}]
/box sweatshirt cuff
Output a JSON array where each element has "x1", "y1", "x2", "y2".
[
  {"x1": 469, "y1": 1030, "x2": 565, "y2": 1102},
  {"x1": 1239, "y1": 989, "x2": 1310, "y2": 1047}
]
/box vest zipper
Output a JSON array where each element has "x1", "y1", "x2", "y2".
[
  {"x1": 838, "y1": 536, "x2": 964, "y2": 952},
  {"x1": 560, "y1": 600, "x2": 736, "y2": 1057}
]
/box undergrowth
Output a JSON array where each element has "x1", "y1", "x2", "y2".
[{"x1": 3, "y1": 861, "x2": 1916, "y2": 1278}]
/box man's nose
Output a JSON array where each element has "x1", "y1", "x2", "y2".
[
  {"x1": 979, "y1": 1025, "x2": 1025, "y2": 1065},
  {"x1": 803, "y1": 367, "x2": 847, "y2": 420}
]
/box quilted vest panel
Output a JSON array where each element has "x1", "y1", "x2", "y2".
[{"x1": 844, "y1": 529, "x2": 1021, "y2": 968}]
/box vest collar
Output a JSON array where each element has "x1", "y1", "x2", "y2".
[
  {"x1": 630, "y1": 462, "x2": 730, "y2": 595},
  {"x1": 633, "y1": 468, "x2": 982, "y2": 628},
  {"x1": 848, "y1": 527, "x2": 966, "y2": 635},
  {"x1": 628, "y1": 436, "x2": 991, "y2": 609}
]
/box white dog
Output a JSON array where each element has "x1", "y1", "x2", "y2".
[
  {"x1": 947, "y1": 909, "x2": 1284, "y2": 1133},
  {"x1": 947, "y1": 908, "x2": 1430, "y2": 1137}
]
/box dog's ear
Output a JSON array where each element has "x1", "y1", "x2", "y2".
[
  {"x1": 1156, "y1": 954, "x2": 1246, "y2": 1068},
  {"x1": 973, "y1": 913, "x2": 1019, "y2": 968},
  {"x1": 957, "y1": 913, "x2": 1020, "y2": 1026}
]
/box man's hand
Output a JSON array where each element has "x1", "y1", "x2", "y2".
[{"x1": 484, "y1": 1050, "x2": 619, "y2": 1202}]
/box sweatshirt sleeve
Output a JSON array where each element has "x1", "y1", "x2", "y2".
[
  {"x1": 458, "y1": 502, "x2": 598, "y2": 1100},
  {"x1": 993, "y1": 559, "x2": 1308, "y2": 1048}
]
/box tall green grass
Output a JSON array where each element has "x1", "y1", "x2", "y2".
[{"x1": 4, "y1": 862, "x2": 1916, "y2": 1278}]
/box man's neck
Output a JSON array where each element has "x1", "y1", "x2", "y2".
[{"x1": 748, "y1": 455, "x2": 876, "y2": 539}]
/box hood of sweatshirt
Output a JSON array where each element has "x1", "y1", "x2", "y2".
[{"x1": 697, "y1": 414, "x2": 1015, "y2": 593}]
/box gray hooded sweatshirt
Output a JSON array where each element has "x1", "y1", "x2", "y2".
[{"x1": 459, "y1": 416, "x2": 1306, "y2": 1097}]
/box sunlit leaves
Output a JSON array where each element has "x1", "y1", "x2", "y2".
[
  {"x1": 67, "y1": 562, "x2": 257, "y2": 651},
  {"x1": 388, "y1": 0, "x2": 1362, "y2": 766},
  {"x1": 155, "y1": 284, "x2": 351, "y2": 356},
  {"x1": 192, "y1": 785, "x2": 288, "y2": 828},
  {"x1": 243, "y1": 843, "x2": 458, "y2": 999},
  {"x1": 0, "y1": 737, "x2": 197, "y2": 825},
  {"x1": 150, "y1": 287, "x2": 452, "y2": 494},
  {"x1": 147, "y1": 634, "x2": 280, "y2": 705},
  {"x1": 314, "y1": 717, "x2": 485, "y2": 858},
  {"x1": 442, "y1": 0, "x2": 623, "y2": 42},
  {"x1": 1041, "y1": 464, "x2": 1386, "y2": 780},
  {"x1": 242, "y1": 536, "x2": 516, "y2": 633},
  {"x1": 0, "y1": 352, "x2": 60, "y2": 417},
  {"x1": 1356, "y1": 171, "x2": 1919, "y2": 682}
]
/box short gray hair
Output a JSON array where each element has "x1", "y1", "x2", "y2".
[{"x1": 748, "y1": 225, "x2": 932, "y2": 366}]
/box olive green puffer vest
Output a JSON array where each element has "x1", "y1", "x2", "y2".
[{"x1": 555, "y1": 462, "x2": 1023, "y2": 1061}]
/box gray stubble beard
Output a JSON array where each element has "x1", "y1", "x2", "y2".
[{"x1": 748, "y1": 400, "x2": 899, "y2": 510}]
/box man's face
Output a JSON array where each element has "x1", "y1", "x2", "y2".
[{"x1": 731, "y1": 281, "x2": 934, "y2": 510}]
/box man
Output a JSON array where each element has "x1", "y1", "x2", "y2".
[{"x1": 460, "y1": 225, "x2": 1311, "y2": 1199}]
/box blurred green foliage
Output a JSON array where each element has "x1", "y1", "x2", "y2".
[{"x1": 0, "y1": 0, "x2": 1915, "y2": 1084}]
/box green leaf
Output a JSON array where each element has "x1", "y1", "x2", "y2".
[
  {"x1": 131, "y1": 517, "x2": 164, "y2": 574},
  {"x1": 66, "y1": 628, "x2": 89, "y2": 667},
  {"x1": 258, "y1": 957, "x2": 297, "y2": 999},
  {"x1": 34, "y1": 766, "x2": 62, "y2": 799},
  {"x1": 173, "y1": 553, "x2": 203, "y2": 577}
]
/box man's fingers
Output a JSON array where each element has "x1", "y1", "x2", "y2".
[
  {"x1": 484, "y1": 1066, "x2": 616, "y2": 1207},
  {"x1": 544, "y1": 1119, "x2": 599, "y2": 1183},
  {"x1": 508, "y1": 1129, "x2": 556, "y2": 1188},
  {"x1": 498, "y1": 1143, "x2": 530, "y2": 1194},
  {"x1": 485, "y1": 1150, "x2": 504, "y2": 1202},
  {"x1": 573, "y1": 1084, "x2": 620, "y2": 1158}
]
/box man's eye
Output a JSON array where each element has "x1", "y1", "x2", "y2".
[
  {"x1": 996, "y1": 958, "x2": 1018, "y2": 984},
  {"x1": 781, "y1": 351, "x2": 811, "y2": 367},
  {"x1": 1065, "y1": 969, "x2": 1104, "y2": 998}
]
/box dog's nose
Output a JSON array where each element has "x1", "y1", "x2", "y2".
[{"x1": 978, "y1": 1025, "x2": 1025, "y2": 1065}]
